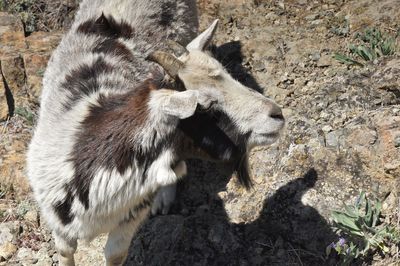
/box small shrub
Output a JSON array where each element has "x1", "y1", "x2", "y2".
[
  {"x1": 334, "y1": 28, "x2": 397, "y2": 67},
  {"x1": 327, "y1": 192, "x2": 400, "y2": 265},
  {"x1": 1, "y1": 0, "x2": 78, "y2": 34}
]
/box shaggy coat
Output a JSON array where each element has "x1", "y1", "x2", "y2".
[{"x1": 27, "y1": 1, "x2": 284, "y2": 265}]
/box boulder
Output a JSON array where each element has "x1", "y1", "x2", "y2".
[
  {"x1": 0, "y1": 73, "x2": 9, "y2": 121},
  {"x1": 0, "y1": 12, "x2": 26, "y2": 58},
  {"x1": 0, "y1": 55, "x2": 27, "y2": 109}
]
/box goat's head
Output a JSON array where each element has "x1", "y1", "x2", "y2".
[{"x1": 149, "y1": 20, "x2": 285, "y2": 150}]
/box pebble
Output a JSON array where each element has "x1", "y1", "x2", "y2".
[
  {"x1": 310, "y1": 52, "x2": 321, "y2": 62},
  {"x1": 325, "y1": 131, "x2": 338, "y2": 147},
  {"x1": 317, "y1": 54, "x2": 333, "y2": 67},
  {"x1": 0, "y1": 242, "x2": 17, "y2": 261},
  {"x1": 24, "y1": 210, "x2": 39, "y2": 225},
  {"x1": 0, "y1": 223, "x2": 17, "y2": 245},
  {"x1": 394, "y1": 135, "x2": 400, "y2": 148},
  {"x1": 265, "y1": 12, "x2": 279, "y2": 21},
  {"x1": 305, "y1": 14, "x2": 319, "y2": 21},
  {"x1": 322, "y1": 125, "x2": 333, "y2": 132},
  {"x1": 15, "y1": 247, "x2": 38, "y2": 265}
]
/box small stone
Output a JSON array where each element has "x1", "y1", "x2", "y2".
[
  {"x1": 24, "y1": 210, "x2": 39, "y2": 225},
  {"x1": 253, "y1": 60, "x2": 265, "y2": 71},
  {"x1": 282, "y1": 108, "x2": 293, "y2": 118},
  {"x1": 311, "y1": 19, "x2": 323, "y2": 25},
  {"x1": 317, "y1": 54, "x2": 333, "y2": 67},
  {"x1": 322, "y1": 125, "x2": 333, "y2": 132},
  {"x1": 36, "y1": 258, "x2": 53, "y2": 266},
  {"x1": 310, "y1": 52, "x2": 321, "y2": 62},
  {"x1": 319, "y1": 111, "x2": 330, "y2": 120},
  {"x1": 0, "y1": 242, "x2": 17, "y2": 261},
  {"x1": 325, "y1": 131, "x2": 338, "y2": 148},
  {"x1": 305, "y1": 14, "x2": 319, "y2": 21},
  {"x1": 265, "y1": 12, "x2": 279, "y2": 21},
  {"x1": 0, "y1": 222, "x2": 17, "y2": 245},
  {"x1": 52, "y1": 254, "x2": 59, "y2": 263},
  {"x1": 394, "y1": 135, "x2": 400, "y2": 148},
  {"x1": 15, "y1": 247, "x2": 38, "y2": 264},
  {"x1": 36, "y1": 247, "x2": 53, "y2": 266}
]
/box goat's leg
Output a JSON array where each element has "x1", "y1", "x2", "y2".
[
  {"x1": 151, "y1": 161, "x2": 187, "y2": 215},
  {"x1": 54, "y1": 232, "x2": 77, "y2": 266},
  {"x1": 104, "y1": 209, "x2": 150, "y2": 266}
]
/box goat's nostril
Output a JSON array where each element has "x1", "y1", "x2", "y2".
[
  {"x1": 269, "y1": 105, "x2": 284, "y2": 120},
  {"x1": 270, "y1": 113, "x2": 284, "y2": 120}
]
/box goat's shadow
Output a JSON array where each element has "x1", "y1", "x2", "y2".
[{"x1": 124, "y1": 42, "x2": 337, "y2": 266}]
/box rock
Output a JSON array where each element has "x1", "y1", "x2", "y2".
[
  {"x1": 25, "y1": 31, "x2": 62, "y2": 54},
  {"x1": 36, "y1": 258, "x2": 53, "y2": 266},
  {"x1": 0, "y1": 55, "x2": 27, "y2": 108},
  {"x1": 317, "y1": 54, "x2": 333, "y2": 67},
  {"x1": 36, "y1": 247, "x2": 53, "y2": 266},
  {"x1": 265, "y1": 12, "x2": 279, "y2": 21},
  {"x1": 23, "y1": 53, "x2": 50, "y2": 102},
  {"x1": 374, "y1": 114, "x2": 400, "y2": 178},
  {"x1": 310, "y1": 52, "x2": 321, "y2": 62},
  {"x1": 394, "y1": 135, "x2": 400, "y2": 148},
  {"x1": 0, "y1": 73, "x2": 9, "y2": 121},
  {"x1": 0, "y1": 242, "x2": 17, "y2": 261},
  {"x1": 24, "y1": 210, "x2": 39, "y2": 225},
  {"x1": 0, "y1": 222, "x2": 18, "y2": 245},
  {"x1": 371, "y1": 58, "x2": 400, "y2": 93},
  {"x1": 322, "y1": 125, "x2": 333, "y2": 132},
  {"x1": 0, "y1": 12, "x2": 27, "y2": 58},
  {"x1": 325, "y1": 131, "x2": 338, "y2": 148},
  {"x1": 305, "y1": 14, "x2": 319, "y2": 21},
  {"x1": 15, "y1": 247, "x2": 38, "y2": 265},
  {"x1": 252, "y1": 59, "x2": 266, "y2": 71},
  {"x1": 52, "y1": 254, "x2": 59, "y2": 264}
]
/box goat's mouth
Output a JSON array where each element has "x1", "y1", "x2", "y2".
[
  {"x1": 259, "y1": 132, "x2": 280, "y2": 138},
  {"x1": 249, "y1": 131, "x2": 282, "y2": 147}
]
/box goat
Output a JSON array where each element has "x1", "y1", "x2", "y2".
[{"x1": 27, "y1": 0, "x2": 285, "y2": 265}]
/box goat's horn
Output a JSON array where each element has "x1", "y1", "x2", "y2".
[
  {"x1": 147, "y1": 51, "x2": 184, "y2": 78},
  {"x1": 166, "y1": 40, "x2": 189, "y2": 57}
]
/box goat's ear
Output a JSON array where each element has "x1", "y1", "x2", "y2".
[
  {"x1": 161, "y1": 91, "x2": 198, "y2": 119},
  {"x1": 186, "y1": 19, "x2": 219, "y2": 51}
]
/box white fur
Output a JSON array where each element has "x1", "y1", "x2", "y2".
[{"x1": 27, "y1": 1, "x2": 284, "y2": 265}]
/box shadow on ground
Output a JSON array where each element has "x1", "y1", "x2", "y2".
[{"x1": 124, "y1": 42, "x2": 338, "y2": 266}]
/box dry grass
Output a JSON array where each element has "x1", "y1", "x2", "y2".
[{"x1": 0, "y1": 0, "x2": 79, "y2": 34}]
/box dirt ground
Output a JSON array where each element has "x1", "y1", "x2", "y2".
[{"x1": 0, "y1": 0, "x2": 399, "y2": 265}]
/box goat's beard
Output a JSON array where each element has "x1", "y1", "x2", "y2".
[{"x1": 177, "y1": 112, "x2": 252, "y2": 189}]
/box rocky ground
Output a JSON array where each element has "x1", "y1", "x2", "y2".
[{"x1": 0, "y1": 0, "x2": 399, "y2": 265}]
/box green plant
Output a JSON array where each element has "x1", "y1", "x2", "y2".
[
  {"x1": 327, "y1": 192, "x2": 400, "y2": 265},
  {"x1": 36, "y1": 68, "x2": 45, "y2": 77},
  {"x1": 14, "y1": 106, "x2": 34, "y2": 125},
  {"x1": 334, "y1": 27, "x2": 397, "y2": 67},
  {"x1": 16, "y1": 200, "x2": 31, "y2": 218}
]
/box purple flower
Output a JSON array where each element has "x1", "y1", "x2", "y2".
[
  {"x1": 338, "y1": 238, "x2": 346, "y2": 246},
  {"x1": 329, "y1": 242, "x2": 336, "y2": 248}
]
